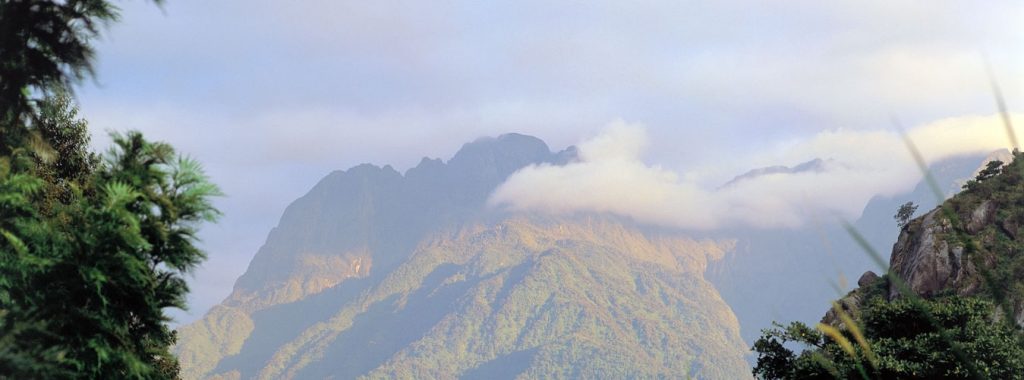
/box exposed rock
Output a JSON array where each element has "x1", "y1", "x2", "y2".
[
  {"x1": 967, "y1": 200, "x2": 996, "y2": 234},
  {"x1": 857, "y1": 271, "x2": 879, "y2": 287},
  {"x1": 888, "y1": 208, "x2": 966, "y2": 299},
  {"x1": 821, "y1": 150, "x2": 1024, "y2": 334},
  {"x1": 821, "y1": 292, "x2": 861, "y2": 327}
]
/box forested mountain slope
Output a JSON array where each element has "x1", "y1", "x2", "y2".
[{"x1": 174, "y1": 134, "x2": 749, "y2": 379}]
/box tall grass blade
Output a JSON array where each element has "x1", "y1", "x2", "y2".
[
  {"x1": 832, "y1": 301, "x2": 878, "y2": 369},
  {"x1": 984, "y1": 57, "x2": 1018, "y2": 150},
  {"x1": 893, "y1": 119, "x2": 945, "y2": 203},
  {"x1": 816, "y1": 323, "x2": 870, "y2": 380}
]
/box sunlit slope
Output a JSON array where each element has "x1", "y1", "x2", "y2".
[
  {"x1": 175, "y1": 134, "x2": 748, "y2": 379},
  {"x1": 201, "y1": 219, "x2": 747, "y2": 379}
]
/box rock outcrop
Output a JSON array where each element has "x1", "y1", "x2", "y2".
[
  {"x1": 823, "y1": 150, "x2": 1024, "y2": 327},
  {"x1": 888, "y1": 207, "x2": 974, "y2": 299}
]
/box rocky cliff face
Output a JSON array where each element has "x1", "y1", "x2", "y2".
[
  {"x1": 174, "y1": 134, "x2": 749, "y2": 379},
  {"x1": 826, "y1": 150, "x2": 1024, "y2": 326},
  {"x1": 888, "y1": 206, "x2": 979, "y2": 300}
]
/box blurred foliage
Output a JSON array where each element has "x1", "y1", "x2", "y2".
[
  {"x1": 0, "y1": 0, "x2": 160, "y2": 137},
  {"x1": 753, "y1": 296, "x2": 1024, "y2": 379}
]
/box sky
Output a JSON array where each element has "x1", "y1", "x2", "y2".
[{"x1": 74, "y1": 0, "x2": 1023, "y2": 325}]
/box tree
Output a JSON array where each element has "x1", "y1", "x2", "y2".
[
  {"x1": 0, "y1": 0, "x2": 161, "y2": 151},
  {"x1": 1, "y1": 130, "x2": 220, "y2": 378},
  {"x1": 31, "y1": 92, "x2": 98, "y2": 211},
  {"x1": 976, "y1": 160, "x2": 1004, "y2": 182},
  {"x1": 752, "y1": 296, "x2": 1024, "y2": 379},
  {"x1": 1, "y1": 1, "x2": 220, "y2": 378},
  {"x1": 894, "y1": 201, "x2": 917, "y2": 229}
]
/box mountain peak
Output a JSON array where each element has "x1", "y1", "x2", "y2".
[
  {"x1": 175, "y1": 133, "x2": 748, "y2": 379},
  {"x1": 449, "y1": 133, "x2": 552, "y2": 167},
  {"x1": 720, "y1": 158, "x2": 829, "y2": 189}
]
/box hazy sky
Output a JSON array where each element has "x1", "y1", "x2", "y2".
[{"x1": 75, "y1": 1, "x2": 1022, "y2": 324}]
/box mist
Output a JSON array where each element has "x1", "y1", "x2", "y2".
[{"x1": 489, "y1": 114, "x2": 1022, "y2": 230}]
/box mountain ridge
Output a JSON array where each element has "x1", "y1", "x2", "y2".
[{"x1": 175, "y1": 133, "x2": 749, "y2": 379}]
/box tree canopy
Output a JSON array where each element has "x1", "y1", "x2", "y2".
[
  {"x1": 752, "y1": 294, "x2": 1024, "y2": 379},
  {"x1": 1, "y1": 1, "x2": 219, "y2": 378},
  {"x1": 1, "y1": 0, "x2": 160, "y2": 151},
  {"x1": 893, "y1": 201, "x2": 917, "y2": 229}
]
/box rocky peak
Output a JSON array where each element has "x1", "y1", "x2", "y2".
[
  {"x1": 448, "y1": 133, "x2": 552, "y2": 171},
  {"x1": 226, "y1": 133, "x2": 577, "y2": 313}
]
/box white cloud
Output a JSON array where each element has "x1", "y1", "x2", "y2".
[{"x1": 490, "y1": 115, "x2": 1022, "y2": 230}]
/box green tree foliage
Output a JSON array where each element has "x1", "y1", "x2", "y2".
[
  {"x1": 1, "y1": 0, "x2": 220, "y2": 378},
  {"x1": 1, "y1": 129, "x2": 220, "y2": 378},
  {"x1": 32, "y1": 92, "x2": 98, "y2": 211},
  {"x1": 0, "y1": 0, "x2": 160, "y2": 151},
  {"x1": 962, "y1": 159, "x2": 1005, "y2": 192},
  {"x1": 752, "y1": 296, "x2": 1024, "y2": 379},
  {"x1": 976, "y1": 160, "x2": 1004, "y2": 182},
  {"x1": 893, "y1": 201, "x2": 917, "y2": 229}
]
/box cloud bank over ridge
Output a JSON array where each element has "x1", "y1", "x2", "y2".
[{"x1": 489, "y1": 115, "x2": 1022, "y2": 230}]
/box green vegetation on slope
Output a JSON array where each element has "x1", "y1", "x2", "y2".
[{"x1": 182, "y1": 218, "x2": 749, "y2": 379}]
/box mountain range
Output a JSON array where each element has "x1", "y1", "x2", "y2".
[
  {"x1": 175, "y1": 134, "x2": 749, "y2": 379},
  {"x1": 175, "y1": 133, "x2": 1005, "y2": 379}
]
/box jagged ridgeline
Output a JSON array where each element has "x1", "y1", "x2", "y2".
[
  {"x1": 754, "y1": 150, "x2": 1024, "y2": 379},
  {"x1": 175, "y1": 134, "x2": 750, "y2": 379}
]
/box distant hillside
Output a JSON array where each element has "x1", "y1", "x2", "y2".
[{"x1": 174, "y1": 134, "x2": 749, "y2": 379}]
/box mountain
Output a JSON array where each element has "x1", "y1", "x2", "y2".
[
  {"x1": 707, "y1": 151, "x2": 1006, "y2": 345},
  {"x1": 174, "y1": 134, "x2": 750, "y2": 379},
  {"x1": 719, "y1": 158, "x2": 829, "y2": 189}
]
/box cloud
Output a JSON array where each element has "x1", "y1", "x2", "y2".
[{"x1": 489, "y1": 115, "x2": 1022, "y2": 230}]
